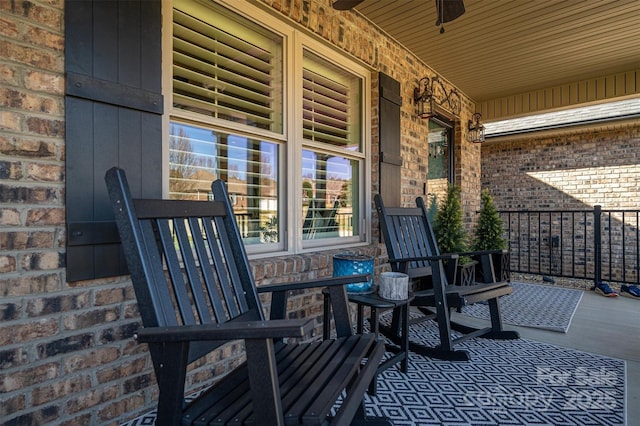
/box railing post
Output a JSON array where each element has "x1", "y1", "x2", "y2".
[{"x1": 594, "y1": 205, "x2": 602, "y2": 286}]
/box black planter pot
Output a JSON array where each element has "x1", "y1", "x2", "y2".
[
  {"x1": 474, "y1": 250, "x2": 510, "y2": 283},
  {"x1": 457, "y1": 260, "x2": 478, "y2": 286},
  {"x1": 493, "y1": 250, "x2": 511, "y2": 282}
]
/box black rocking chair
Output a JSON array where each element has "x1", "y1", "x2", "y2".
[
  {"x1": 375, "y1": 193, "x2": 519, "y2": 361},
  {"x1": 106, "y1": 167, "x2": 390, "y2": 426}
]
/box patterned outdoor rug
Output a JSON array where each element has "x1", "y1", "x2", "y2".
[
  {"x1": 361, "y1": 316, "x2": 626, "y2": 425},
  {"x1": 121, "y1": 317, "x2": 626, "y2": 426},
  {"x1": 460, "y1": 281, "x2": 584, "y2": 333}
]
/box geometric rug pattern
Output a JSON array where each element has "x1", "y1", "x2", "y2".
[
  {"x1": 362, "y1": 316, "x2": 626, "y2": 425},
  {"x1": 461, "y1": 282, "x2": 584, "y2": 333},
  {"x1": 122, "y1": 315, "x2": 626, "y2": 426}
]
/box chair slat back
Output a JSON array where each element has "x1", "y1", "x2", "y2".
[
  {"x1": 374, "y1": 194, "x2": 439, "y2": 280},
  {"x1": 303, "y1": 200, "x2": 340, "y2": 239},
  {"x1": 106, "y1": 168, "x2": 263, "y2": 362}
]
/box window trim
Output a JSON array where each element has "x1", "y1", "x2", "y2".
[
  {"x1": 162, "y1": 0, "x2": 371, "y2": 257},
  {"x1": 294, "y1": 33, "x2": 371, "y2": 252}
]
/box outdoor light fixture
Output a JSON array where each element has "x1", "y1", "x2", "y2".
[
  {"x1": 414, "y1": 77, "x2": 436, "y2": 119},
  {"x1": 413, "y1": 75, "x2": 461, "y2": 118},
  {"x1": 468, "y1": 112, "x2": 485, "y2": 143}
]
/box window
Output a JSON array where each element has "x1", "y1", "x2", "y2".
[
  {"x1": 169, "y1": 124, "x2": 279, "y2": 244},
  {"x1": 168, "y1": 0, "x2": 370, "y2": 255},
  {"x1": 301, "y1": 50, "x2": 363, "y2": 245}
]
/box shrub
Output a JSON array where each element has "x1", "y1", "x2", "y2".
[
  {"x1": 472, "y1": 189, "x2": 507, "y2": 251},
  {"x1": 434, "y1": 184, "x2": 468, "y2": 254}
]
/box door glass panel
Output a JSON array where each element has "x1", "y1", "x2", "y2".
[{"x1": 427, "y1": 120, "x2": 451, "y2": 216}]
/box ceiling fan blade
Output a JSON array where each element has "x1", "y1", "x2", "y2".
[
  {"x1": 435, "y1": 0, "x2": 465, "y2": 25},
  {"x1": 332, "y1": 0, "x2": 365, "y2": 10}
]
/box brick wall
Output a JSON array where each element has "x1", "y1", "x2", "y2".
[
  {"x1": 481, "y1": 122, "x2": 640, "y2": 210},
  {"x1": 0, "y1": 0, "x2": 482, "y2": 424},
  {"x1": 481, "y1": 121, "x2": 640, "y2": 283},
  {"x1": 1, "y1": 0, "x2": 69, "y2": 423}
]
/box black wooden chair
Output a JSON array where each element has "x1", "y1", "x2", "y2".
[
  {"x1": 375, "y1": 193, "x2": 519, "y2": 361},
  {"x1": 105, "y1": 167, "x2": 390, "y2": 426},
  {"x1": 303, "y1": 199, "x2": 340, "y2": 239}
]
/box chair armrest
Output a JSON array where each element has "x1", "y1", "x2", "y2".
[
  {"x1": 135, "y1": 318, "x2": 313, "y2": 343},
  {"x1": 388, "y1": 254, "x2": 460, "y2": 284},
  {"x1": 258, "y1": 274, "x2": 371, "y2": 335},
  {"x1": 256, "y1": 273, "x2": 371, "y2": 294}
]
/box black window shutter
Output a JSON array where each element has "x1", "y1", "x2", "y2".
[
  {"x1": 378, "y1": 73, "x2": 402, "y2": 207},
  {"x1": 65, "y1": 0, "x2": 163, "y2": 281}
]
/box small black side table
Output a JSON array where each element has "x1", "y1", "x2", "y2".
[{"x1": 323, "y1": 290, "x2": 413, "y2": 395}]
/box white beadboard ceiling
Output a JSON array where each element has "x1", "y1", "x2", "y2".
[{"x1": 353, "y1": 0, "x2": 640, "y2": 110}]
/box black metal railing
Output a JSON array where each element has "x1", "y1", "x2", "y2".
[{"x1": 499, "y1": 206, "x2": 640, "y2": 285}]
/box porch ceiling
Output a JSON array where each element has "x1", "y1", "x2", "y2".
[{"x1": 353, "y1": 0, "x2": 640, "y2": 120}]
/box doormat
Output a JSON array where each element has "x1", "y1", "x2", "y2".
[{"x1": 460, "y1": 281, "x2": 584, "y2": 333}]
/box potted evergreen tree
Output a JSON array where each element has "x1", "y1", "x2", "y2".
[
  {"x1": 433, "y1": 184, "x2": 477, "y2": 285},
  {"x1": 472, "y1": 189, "x2": 510, "y2": 282}
]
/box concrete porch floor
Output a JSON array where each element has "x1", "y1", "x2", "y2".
[{"x1": 452, "y1": 287, "x2": 640, "y2": 424}]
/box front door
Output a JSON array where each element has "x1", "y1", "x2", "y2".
[{"x1": 427, "y1": 117, "x2": 454, "y2": 218}]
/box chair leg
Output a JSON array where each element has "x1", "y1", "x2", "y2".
[
  {"x1": 381, "y1": 307, "x2": 471, "y2": 361},
  {"x1": 349, "y1": 400, "x2": 392, "y2": 426},
  {"x1": 483, "y1": 297, "x2": 520, "y2": 340},
  {"x1": 488, "y1": 297, "x2": 503, "y2": 332},
  {"x1": 389, "y1": 307, "x2": 402, "y2": 336},
  {"x1": 434, "y1": 298, "x2": 454, "y2": 352},
  {"x1": 400, "y1": 304, "x2": 409, "y2": 373},
  {"x1": 448, "y1": 298, "x2": 519, "y2": 341},
  {"x1": 150, "y1": 343, "x2": 189, "y2": 426},
  {"x1": 429, "y1": 263, "x2": 471, "y2": 360},
  {"x1": 367, "y1": 307, "x2": 379, "y2": 396}
]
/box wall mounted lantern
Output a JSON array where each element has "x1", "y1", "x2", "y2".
[
  {"x1": 468, "y1": 112, "x2": 485, "y2": 143},
  {"x1": 413, "y1": 77, "x2": 436, "y2": 118},
  {"x1": 413, "y1": 75, "x2": 461, "y2": 118}
]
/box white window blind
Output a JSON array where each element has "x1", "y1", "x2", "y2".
[
  {"x1": 172, "y1": 0, "x2": 283, "y2": 133},
  {"x1": 303, "y1": 52, "x2": 361, "y2": 150}
]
